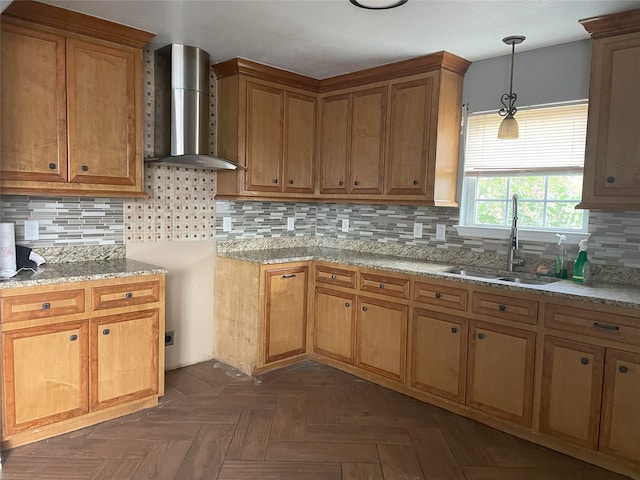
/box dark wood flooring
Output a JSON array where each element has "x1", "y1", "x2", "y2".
[{"x1": 0, "y1": 360, "x2": 632, "y2": 479}]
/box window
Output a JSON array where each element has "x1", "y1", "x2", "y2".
[{"x1": 460, "y1": 102, "x2": 589, "y2": 237}]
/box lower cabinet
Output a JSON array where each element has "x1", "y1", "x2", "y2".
[
  {"x1": 410, "y1": 308, "x2": 467, "y2": 403},
  {"x1": 2, "y1": 321, "x2": 89, "y2": 435},
  {"x1": 355, "y1": 296, "x2": 408, "y2": 383},
  {"x1": 314, "y1": 287, "x2": 356, "y2": 364},
  {"x1": 466, "y1": 321, "x2": 536, "y2": 427},
  {"x1": 263, "y1": 266, "x2": 308, "y2": 364}
]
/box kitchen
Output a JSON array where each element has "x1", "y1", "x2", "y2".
[{"x1": 1, "y1": 0, "x2": 640, "y2": 478}]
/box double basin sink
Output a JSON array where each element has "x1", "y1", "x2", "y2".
[{"x1": 445, "y1": 267, "x2": 560, "y2": 285}]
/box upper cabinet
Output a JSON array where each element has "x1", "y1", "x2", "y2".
[
  {"x1": 214, "y1": 52, "x2": 470, "y2": 206},
  {"x1": 0, "y1": 1, "x2": 153, "y2": 198},
  {"x1": 578, "y1": 8, "x2": 640, "y2": 210}
]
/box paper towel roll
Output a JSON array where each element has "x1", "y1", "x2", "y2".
[{"x1": 0, "y1": 223, "x2": 17, "y2": 279}]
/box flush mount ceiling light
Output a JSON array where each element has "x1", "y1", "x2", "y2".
[
  {"x1": 349, "y1": 0, "x2": 408, "y2": 9},
  {"x1": 498, "y1": 35, "x2": 526, "y2": 139}
]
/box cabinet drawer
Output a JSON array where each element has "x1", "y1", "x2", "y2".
[
  {"x1": 471, "y1": 291, "x2": 538, "y2": 325},
  {"x1": 414, "y1": 281, "x2": 468, "y2": 312},
  {"x1": 316, "y1": 265, "x2": 356, "y2": 289},
  {"x1": 544, "y1": 303, "x2": 640, "y2": 346},
  {"x1": 92, "y1": 280, "x2": 160, "y2": 312},
  {"x1": 360, "y1": 272, "x2": 410, "y2": 300},
  {"x1": 1, "y1": 289, "x2": 85, "y2": 323}
]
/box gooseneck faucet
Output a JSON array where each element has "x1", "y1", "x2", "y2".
[{"x1": 507, "y1": 194, "x2": 525, "y2": 272}]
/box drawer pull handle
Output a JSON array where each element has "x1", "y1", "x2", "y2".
[
  {"x1": 362, "y1": 306, "x2": 368, "y2": 312},
  {"x1": 331, "y1": 274, "x2": 337, "y2": 279},
  {"x1": 435, "y1": 293, "x2": 441, "y2": 299},
  {"x1": 125, "y1": 292, "x2": 133, "y2": 299},
  {"x1": 592, "y1": 322, "x2": 620, "y2": 331},
  {"x1": 69, "y1": 334, "x2": 78, "y2": 341},
  {"x1": 619, "y1": 365, "x2": 628, "y2": 374},
  {"x1": 477, "y1": 333, "x2": 485, "y2": 340},
  {"x1": 42, "y1": 303, "x2": 51, "y2": 310},
  {"x1": 379, "y1": 283, "x2": 385, "y2": 289},
  {"x1": 607, "y1": 176, "x2": 615, "y2": 183},
  {"x1": 451, "y1": 327, "x2": 458, "y2": 334},
  {"x1": 282, "y1": 274, "x2": 297, "y2": 279},
  {"x1": 48, "y1": 163, "x2": 57, "y2": 170},
  {"x1": 103, "y1": 329, "x2": 110, "y2": 335},
  {"x1": 580, "y1": 357, "x2": 589, "y2": 365},
  {"x1": 345, "y1": 302, "x2": 350, "y2": 308},
  {"x1": 499, "y1": 304, "x2": 506, "y2": 312}
]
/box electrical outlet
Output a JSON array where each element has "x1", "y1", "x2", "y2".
[
  {"x1": 165, "y1": 330, "x2": 175, "y2": 346},
  {"x1": 413, "y1": 222, "x2": 423, "y2": 239},
  {"x1": 341, "y1": 218, "x2": 349, "y2": 233},
  {"x1": 24, "y1": 220, "x2": 39, "y2": 240},
  {"x1": 287, "y1": 217, "x2": 295, "y2": 231},
  {"x1": 436, "y1": 223, "x2": 446, "y2": 241},
  {"x1": 222, "y1": 217, "x2": 232, "y2": 232}
]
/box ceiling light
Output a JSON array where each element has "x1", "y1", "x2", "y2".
[
  {"x1": 498, "y1": 35, "x2": 525, "y2": 139},
  {"x1": 349, "y1": 0, "x2": 408, "y2": 10}
]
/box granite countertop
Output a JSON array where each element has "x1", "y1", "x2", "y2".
[
  {"x1": 219, "y1": 247, "x2": 640, "y2": 310},
  {"x1": 0, "y1": 259, "x2": 167, "y2": 289}
]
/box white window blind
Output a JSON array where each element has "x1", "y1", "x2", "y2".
[{"x1": 465, "y1": 103, "x2": 588, "y2": 175}]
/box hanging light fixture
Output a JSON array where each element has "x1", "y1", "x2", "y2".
[
  {"x1": 350, "y1": 0, "x2": 408, "y2": 10},
  {"x1": 498, "y1": 35, "x2": 525, "y2": 139}
]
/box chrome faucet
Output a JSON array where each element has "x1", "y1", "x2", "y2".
[{"x1": 507, "y1": 194, "x2": 525, "y2": 272}]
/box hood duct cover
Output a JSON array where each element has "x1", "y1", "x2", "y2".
[{"x1": 145, "y1": 44, "x2": 244, "y2": 170}]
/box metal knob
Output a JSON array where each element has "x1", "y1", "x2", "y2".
[
  {"x1": 435, "y1": 293, "x2": 441, "y2": 299},
  {"x1": 81, "y1": 165, "x2": 89, "y2": 172},
  {"x1": 103, "y1": 329, "x2": 110, "y2": 335},
  {"x1": 619, "y1": 365, "x2": 628, "y2": 374},
  {"x1": 607, "y1": 176, "x2": 615, "y2": 183},
  {"x1": 477, "y1": 333, "x2": 485, "y2": 340},
  {"x1": 451, "y1": 327, "x2": 458, "y2": 334},
  {"x1": 413, "y1": 180, "x2": 418, "y2": 185},
  {"x1": 331, "y1": 274, "x2": 337, "y2": 279},
  {"x1": 580, "y1": 357, "x2": 589, "y2": 365},
  {"x1": 125, "y1": 292, "x2": 133, "y2": 299},
  {"x1": 499, "y1": 304, "x2": 506, "y2": 312},
  {"x1": 48, "y1": 163, "x2": 56, "y2": 170},
  {"x1": 345, "y1": 302, "x2": 350, "y2": 308},
  {"x1": 69, "y1": 334, "x2": 78, "y2": 341},
  {"x1": 42, "y1": 303, "x2": 51, "y2": 310},
  {"x1": 379, "y1": 283, "x2": 385, "y2": 288},
  {"x1": 339, "y1": 181, "x2": 344, "y2": 186},
  {"x1": 273, "y1": 179, "x2": 278, "y2": 184},
  {"x1": 362, "y1": 306, "x2": 368, "y2": 312},
  {"x1": 354, "y1": 181, "x2": 359, "y2": 186},
  {"x1": 288, "y1": 180, "x2": 294, "y2": 184}
]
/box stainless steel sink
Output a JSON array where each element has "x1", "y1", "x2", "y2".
[
  {"x1": 497, "y1": 276, "x2": 559, "y2": 285},
  {"x1": 445, "y1": 268, "x2": 501, "y2": 279}
]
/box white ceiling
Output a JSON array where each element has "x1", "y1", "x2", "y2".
[{"x1": 33, "y1": 0, "x2": 640, "y2": 78}]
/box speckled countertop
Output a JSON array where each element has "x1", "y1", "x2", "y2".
[
  {"x1": 0, "y1": 259, "x2": 167, "y2": 289},
  {"x1": 218, "y1": 247, "x2": 640, "y2": 310}
]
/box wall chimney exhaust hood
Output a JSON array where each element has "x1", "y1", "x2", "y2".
[{"x1": 145, "y1": 44, "x2": 244, "y2": 170}]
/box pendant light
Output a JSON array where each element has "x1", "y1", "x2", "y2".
[
  {"x1": 349, "y1": 0, "x2": 408, "y2": 10},
  {"x1": 498, "y1": 35, "x2": 525, "y2": 139}
]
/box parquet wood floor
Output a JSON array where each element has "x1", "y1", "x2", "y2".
[{"x1": 0, "y1": 360, "x2": 632, "y2": 479}]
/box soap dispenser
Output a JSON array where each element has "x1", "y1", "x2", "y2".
[
  {"x1": 572, "y1": 239, "x2": 590, "y2": 284},
  {"x1": 555, "y1": 234, "x2": 567, "y2": 279}
]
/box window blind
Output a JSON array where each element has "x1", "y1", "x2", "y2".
[{"x1": 465, "y1": 103, "x2": 588, "y2": 175}]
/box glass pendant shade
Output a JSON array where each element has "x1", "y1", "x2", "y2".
[{"x1": 498, "y1": 114, "x2": 519, "y2": 139}]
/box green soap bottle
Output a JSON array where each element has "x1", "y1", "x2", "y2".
[
  {"x1": 555, "y1": 234, "x2": 567, "y2": 279},
  {"x1": 572, "y1": 239, "x2": 590, "y2": 284}
]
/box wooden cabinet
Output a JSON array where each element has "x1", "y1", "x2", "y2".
[
  {"x1": 539, "y1": 336, "x2": 605, "y2": 449},
  {"x1": 356, "y1": 296, "x2": 408, "y2": 383},
  {"x1": 578, "y1": 10, "x2": 640, "y2": 210},
  {"x1": 0, "y1": 4, "x2": 152, "y2": 197},
  {"x1": 410, "y1": 308, "x2": 467, "y2": 403},
  {"x1": 0, "y1": 274, "x2": 165, "y2": 447},
  {"x1": 319, "y1": 87, "x2": 386, "y2": 195},
  {"x1": 466, "y1": 321, "x2": 536, "y2": 426},
  {"x1": 263, "y1": 266, "x2": 308, "y2": 363},
  {"x1": 314, "y1": 287, "x2": 356, "y2": 364}
]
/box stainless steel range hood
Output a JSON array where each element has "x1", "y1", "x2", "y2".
[{"x1": 145, "y1": 44, "x2": 244, "y2": 170}]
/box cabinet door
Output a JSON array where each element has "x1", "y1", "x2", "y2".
[
  {"x1": 67, "y1": 38, "x2": 138, "y2": 187},
  {"x1": 467, "y1": 321, "x2": 536, "y2": 426},
  {"x1": 600, "y1": 349, "x2": 640, "y2": 462},
  {"x1": 386, "y1": 77, "x2": 434, "y2": 196},
  {"x1": 539, "y1": 336, "x2": 604, "y2": 449},
  {"x1": 314, "y1": 287, "x2": 356, "y2": 364},
  {"x1": 582, "y1": 33, "x2": 640, "y2": 208},
  {"x1": 356, "y1": 296, "x2": 408, "y2": 383},
  {"x1": 410, "y1": 308, "x2": 467, "y2": 403},
  {"x1": 1, "y1": 22, "x2": 67, "y2": 183},
  {"x1": 245, "y1": 81, "x2": 284, "y2": 192},
  {"x1": 90, "y1": 310, "x2": 159, "y2": 410},
  {"x1": 319, "y1": 93, "x2": 350, "y2": 194},
  {"x1": 350, "y1": 86, "x2": 386, "y2": 194},
  {"x1": 2, "y1": 321, "x2": 88, "y2": 435},
  {"x1": 264, "y1": 266, "x2": 308, "y2": 363},
  {"x1": 283, "y1": 92, "x2": 316, "y2": 194}
]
